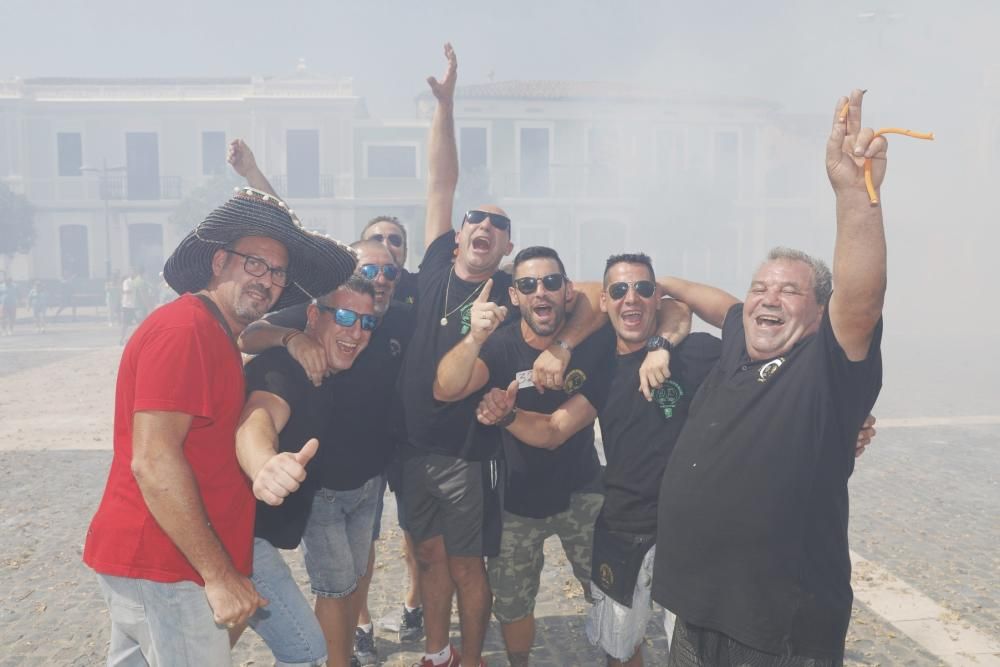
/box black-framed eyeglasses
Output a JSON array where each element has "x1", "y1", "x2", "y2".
[
  {"x1": 463, "y1": 210, "x2": 511, "y2": 232},
  {"x1": 314, "y1": 303, "x2": 379, "y2": 331},
  {"x1": 514, "y1": 273, "x2": 565, "y2": 295},
  {"x1": 607, "y1": 280, "x2": 656, "y2": 301},
  {"x1": 368, "y1": 233, "x2": 404, "y2": 248},
  {"x1": 225, "y1": 249, "x2": 289, "y2": 288},
  {"x1": 358, "y1": 263, "x2": 400, "y2": 282}
]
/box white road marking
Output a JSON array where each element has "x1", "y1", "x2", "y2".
[{"x1": 851, "y1": 551, "x2": 1000, "y2": 666}]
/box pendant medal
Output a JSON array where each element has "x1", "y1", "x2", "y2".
[{"x1": 440, "y1": 317, "x2": 449, "y2": 327}]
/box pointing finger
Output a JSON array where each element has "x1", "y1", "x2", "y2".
[{"x1": 476, "y1": 278, "x2": 494, "y2": 303}]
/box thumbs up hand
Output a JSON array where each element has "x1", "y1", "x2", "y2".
[
  {"x1": 468, "y1": 278, "x2": 508, "y2": 345},
  {"x1": 252, "y1": 438, "x2": 319, "y2": 506},
  {"x1": 477, "y1": 379, "x2": 518, "y2": 426}
]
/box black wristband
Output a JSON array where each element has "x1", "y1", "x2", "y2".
[{"x1": 496, "y1": 408, "x2": 517, "y2": 429}]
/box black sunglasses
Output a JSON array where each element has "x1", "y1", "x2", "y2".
[
  {"x1": 358, "y1": 263, "x2": 400, "y2": 282},
  {"x1": 464, "y1": 209, "x2": 511, "y2": 232},
  {"x1": 607, "y1": 280, "x2": 656, "y2": 301},
  {"x1": 224, "y1": 249, "x2": 289, "y2": 288},
  {"x1": 314, "y1": 303, "x2": 379, "y2": 331},
  {"x1": 514, "y1": 273, "x2": 565, "y2": 295},
  {"x1": 368, "y1": 233, "x2": 404, "y2": 248}
]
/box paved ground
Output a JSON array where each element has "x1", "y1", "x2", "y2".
[{"x1": 0, "y1": 318, "x2": 997, "y2": 666}]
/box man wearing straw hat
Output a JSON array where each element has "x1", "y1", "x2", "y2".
[{"x1": 83, "y1": 186, "x2": 356, "y2": 666}]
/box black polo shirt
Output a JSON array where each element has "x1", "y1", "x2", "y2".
[
  {"x1": 595, "y1": 333, "x2": 721, "y2": 535},
  {"x1": 653, "y1": 304, "x2": 882, "y2": 660},
  {"x1": 398, "y1": 231, "x2": 514, "y2": 461},
  {"x1": 480, "y1": 322, "x2": 615, "y2": 519}
]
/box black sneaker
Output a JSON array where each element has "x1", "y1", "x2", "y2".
[
  {"x1": 350, "y1": 655, "x2": 362, "y2": 667},
  {"x1": 399, "y1": 605, "x2": 424, "y2": 642},
  {"x1": 354, "y1": 626, "x2": 377, "y2": 666}
]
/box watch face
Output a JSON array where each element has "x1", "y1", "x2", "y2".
[{"x1": 647, "y1": 336, "x2": 665, "y2": 351}]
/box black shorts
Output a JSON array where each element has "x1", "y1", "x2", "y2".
[
  {"x1": 668, "y1": 620, "x2": 839, "y2": 667},
  {"x1": 401, "y1": 452, "x2": 502, "y2": 557}
]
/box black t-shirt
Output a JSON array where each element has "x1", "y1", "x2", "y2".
[
  {"x1": 653, "y1": 304, "x2": 883, "y2": 660},
  {"x1": 480, "y1": 322, "x2": 615, "y2": 519},
  {"x1": 398, "y1": 231, "x2": 514, "y2": 461},
  {"x1": 595, "y1": 333, "x2": 721, "y2": 535},
  {"x1": 394, "y1": 268, "x2": 419, "y2": 306},
  {"x1": 265, "y1": 300, "x2": 414, "y2": 478},
  {"x1": 244, "y1": 348, "x2": 330, "y2": 549}
]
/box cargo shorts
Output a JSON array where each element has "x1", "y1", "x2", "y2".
[{"x1": 488, "y1": 491, "x2": 603, "y2": 624}]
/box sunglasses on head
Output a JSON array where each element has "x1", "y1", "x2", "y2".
[
  {"x1": 357, "y1": 263, "x2": 400, "y2": 282},
  {"x1": 463, "y1": 210, "x2": 511, "y2": 232},
  {"x1": 514, "y1": 273, "x2": 565, "y2": 295},
  {"x1": 368, "y1": 233, "x2": 404, "y2": 248},
  {"x1": 314, "y1": 303, "x2": 379, "y2": 331},
  {"x1": 607, "y1": 280, "x2": 656, "y2": 301}
]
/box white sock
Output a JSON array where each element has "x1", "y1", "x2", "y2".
[
  {"x1": 425, "y1": 645, "x2": 452, "y2": 665},
  {"x1": 405, "y1": 604, "x2": 420, "y2": 613},
  {"x1": 357, "y1": 622, "x2": 373, "y2": 634}
]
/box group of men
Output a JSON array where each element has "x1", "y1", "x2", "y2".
[{"x1": 84, "y1": 43, "x2": 887, "y2": 667}]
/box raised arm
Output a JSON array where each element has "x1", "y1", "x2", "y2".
[
  {"x1": 131, "y1": 410, "x2": 266, "y2": 626},
  {"x1": 228, "y1": 139, "x2": 279, "y2": 198},
  {"x1": 236, "y1": 390, "x2": 317, "y2": 506},
  {"x1": 424, "y1": 43, "x2": 459, "y2": 248},
  {"x1": 825, "y1": 89, "x2": 888, "y2": 361},
  {"x1": 476, "y1": 380, "x2": 598, "y2": 450},
  {"x1": 433, "y1": 278, "x2": 507, "y2": 401},
  {"x1": 657, "y1": 276, "x2": 739, "y2": 329},
  {"x1": 238, "y1": 319, "x2": 327, "y2": 387}
]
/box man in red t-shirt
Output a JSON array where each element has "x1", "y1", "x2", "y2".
[{"x1": 83, "y1": 187, "x2": 356, "y2": 665}]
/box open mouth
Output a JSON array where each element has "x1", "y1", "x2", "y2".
[
  {"x1": 471, "y1": 237, "x2": 492, "y2": 252},
  {"x1": 755, "y1": 314, "x2": 784, "y2": 328},
  {"x1": 621, "y1": 309, "x2": 643, "y2": 326},
  {"x1": 532, "y1": 303, "x2": 553, "y2": 320},
  {"x1": 245, "y1": 288, "x2": 269, "y2": 303},
  {"x1": 335, "y1": 340, "x2": 359, "y2": 355}
]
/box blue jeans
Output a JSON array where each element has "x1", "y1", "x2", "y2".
[
  {"x1": 248, "y1": 538, "x2": 327, "y2": 667},
  {"x1": 301, "y1": 475, "x2": 382, "y2": 598},
  {"x1": 95, "y1": 573, "x2": 231, "y2": 667}
]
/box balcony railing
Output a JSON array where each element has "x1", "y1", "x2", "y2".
[{"x1": 271, "y1": 174, "x2": 350, "y2": 199}]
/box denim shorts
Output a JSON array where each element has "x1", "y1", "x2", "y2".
[
  {"x1": 372, "y1": 476, "x2": 389, "y2": 540},
  {"x1": 301, "y1": 475, "x2": 382, "y2": 598},
  {"x1": 249, "y1": 537, "x2": 327, "y2": 666},
  {"x1": 95, "y1": 573, "x2": 231, "y2": 667}
]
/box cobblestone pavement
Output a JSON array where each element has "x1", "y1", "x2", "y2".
[{"x1": 0, "y1": 329, "x2": 996, "y2": 665}]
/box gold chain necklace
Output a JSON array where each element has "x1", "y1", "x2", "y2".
[{"x1": 441, "y1": 266, "x2": 489, "y2": 327}]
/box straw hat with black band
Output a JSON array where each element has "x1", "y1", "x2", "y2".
[{"x1": 163, "y1": 187, "x2": 357, "y2": 311}]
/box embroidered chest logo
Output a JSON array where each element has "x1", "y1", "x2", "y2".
[
  {"x1": 563, "y1": 369, "x2": 587, "y2": 394},
  {"x1": 653, "y1": 380, "x2": 684, "y2": 419},
  {"x1": 388, "y1": 338, "x2": 402, "y2": 358},
  {"x1": 758, "y1": 357, "x2": 786, "y2": 383},
  {"x1": 460, "y1": 303, "x2": 473, "y2": 334},
  {"x1": 598, "y1": 562, "x2": 614, "y2": 589}
]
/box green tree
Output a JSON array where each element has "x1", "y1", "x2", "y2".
[
  {"x1": 168, "y1": 173, "x2": 239, "y2": 231},
  {"x1": 0, "y1": 182, "x2": 35, "y2": 257}
]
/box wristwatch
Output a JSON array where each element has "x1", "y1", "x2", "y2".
[
  {"x1": 646, "y1": 335, "x2": 673, "y2": 352},
  {"x1": 496, "y1": 408, "x2": 518, "y2": 428}
]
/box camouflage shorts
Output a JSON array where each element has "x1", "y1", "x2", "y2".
[{"x1": 488, "y1": 492, "x2": 603, "y2": 624}]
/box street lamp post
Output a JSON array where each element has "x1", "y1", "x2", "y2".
[{"x1": 81, "y1": 159, "x2": 127, "y2": 279}]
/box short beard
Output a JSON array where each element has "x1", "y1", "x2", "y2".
[{"x1": 233, "y1": 284, "x2": 273, "y2": 323}]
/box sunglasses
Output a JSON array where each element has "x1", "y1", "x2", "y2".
[
  {"x1": 463, "y1": 210, "x2": 511, "y2": 232},
  {"x1": 314, "y1": 303, "x2": 379, "y2": 331},
  {"x1": 514, "y1": 273, "x2": 565, "y2": 295},
  {"x1": 224, "y1": 249, "x2": 289, "y2": 288},
  {"x1": 368, "y1": 233, "x2": 404, "y2": 248},
  {"x1": 357, "y1": 263, "x2": 400, "y2": 282},
  {"x1": 607, "y1": 280, "x2": 656, "y2": 301}
]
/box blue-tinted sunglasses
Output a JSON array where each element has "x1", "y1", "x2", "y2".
[
  {"x1": 314, "y1": 303, "x2": 379, "y2": 331},
  {"x1": 358, "y1": 263, "x2": 400, "y2": 282}
]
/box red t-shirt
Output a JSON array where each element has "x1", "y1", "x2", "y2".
[{"x1": 84, "y1": 294, "x2": 254, "y2": 584}]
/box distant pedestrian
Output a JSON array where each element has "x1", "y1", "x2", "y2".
[
  {"x1": 1, "y1": 277, "x2": 17, "y2": 335},
  {"x1": 120, "y1": 269, "x2": 141, "y2": 344},
  {"x1": 54, "y1": 274, "x2": 77, "y2": 322},
  {"x1": 105, "y1": 272, "x2": 121, "y2": 328},
  {"x1": 27, "y1": 281, "x2": 47, "y2": 333}
]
